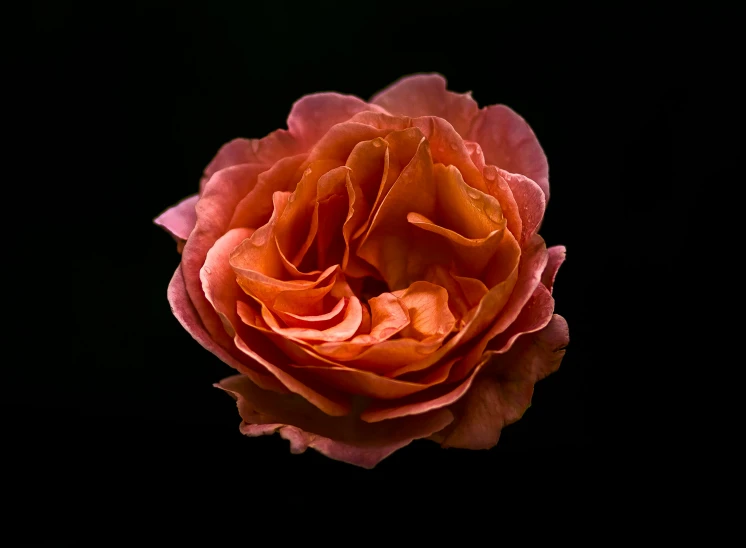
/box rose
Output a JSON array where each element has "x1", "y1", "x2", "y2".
[{"x1": 155, "y1": 74, "x2": 569, "y2": 468}]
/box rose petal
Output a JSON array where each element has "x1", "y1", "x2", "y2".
[
  {"x1": 446, "y1": 233, "x2": 549, "y2": 381},
  {"x1": 542, "y1": 246, "x2": 566, "y2": 293},
  {"x1": 307, "y1": 122, "x2": 390, "y2": 164},
  {"x1": 199, "y1": 131, "x2": 302, "y2": 193},
  {"x1": 438, "y1": 314, "x2": 568, "y2": 449},
  {"x1": 347, "y1": 113, "x2": 489, "y2": 195},
  {"x1": 274, "y1": 162, "x2": 344, "y2": 267},
  {"x1": 201, "y1": 227, "x2": 255, "y2": 338},
  {"x1": 407, "y1": 212, "x2": 505, "y2": 278},
  {"x1": 181, "y1": 164, "x2": 269, "y2": 344},
  {"x1": 228, "y1": 154, "x2": 308, "y2": 231},
  {"x1": 361, "y1": 289, "x2": 559, "y2": 423},
  {"x1": 259, "y1": 296, "x2": 364, "y2": 343},
  {"x1": 386, "y1": 229, "x2": 521, "y2": 378},
  {"x1": 154, "y1": 194, "x2": 199, "y2": 244},
  {"x1": 496, "y1": 168, "x2": 546, "y2": 244},
  {"x1": 166, "y1": 265, "x2": 287, "y2": 393},
  {"x1": 274, "y1": 296, "x2": 347, "y2": 330},
  {"x1": 287, "y1": 93, "x2": 386, "y2": 151},
  {"x1": 312, "y1": 291, "x2": 410, "y2": 360},
  {"x1": 392, "y1": 281, "x2": 456, "y2": 341},
  {"x1": 216, "y1": 374, "x2": 453, "y2": 468},
  {"x1": 467, "y1": 104, "x2": 549, "y2": 199},
  {"x1": 357, "y1": 137, "x2": 437, "y2": 289},
  {"x1": 371, "y1": 73, "x2": 479, "y2": 137}
]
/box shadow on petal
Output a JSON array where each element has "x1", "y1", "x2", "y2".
[{"x1": 216, "y1": 374, "x2": 453, "y2": 468}]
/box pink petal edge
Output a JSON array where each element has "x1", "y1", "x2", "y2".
[
  {"x1": 215, "y1": 374, "x2": 454, "y2": 469},
  {"x1": 154, "y1": 194, "x2": 199, "y2": 242},
  {"x1": 542, "y1": 246, "x2": 566, "y2": 293}
]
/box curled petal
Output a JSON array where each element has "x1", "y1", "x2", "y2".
[
  {"x1": 312, "y1": 292, "x2": 410, "y2": 360},
  {"x1": 201, "y1": 227, "x2": 255, "y2": 337},
  {"x1": 361, "y1": 289, "x2": 559, "y2": 424},
  {"x1": 199, "y1": 132, "x2": 301, "y2": 193},
  {"x1": 231, "y1": 191, "x2": 292, "y2": 284},
  {"x1": 371, "y1": 73, "x2": 479, "y2": 137},
  {"x1": 166, "y1": 266, "x2": 286, "y2": 394},
  {"x1": 216, "y1": 374, "x2": 453, "y2": 469},
  {"x1": 392, "y1": 281, "x2": 456, "y2": 341},
  {"x1": 154, "y1": 194, "x2": 198, "y2": 245},
  {"x1": 467, "y1": 104, "x2": 549, "y2": 199},
  {"x1": 542, "y1": 246, "x2": 566, "y2": 293},
  {"x1": 407, "y1": 212, "x2": 505, "y2": 278},
  {"x1": 287, "y1": 93, "x2": 386, "y2": 151},
  {"x1": 229, "y1": 154, "x2": 308, "y2": 231},
  {"x1": 307, "y1": 122, "x2": 390, "y2": 164},
  {"x1": 410, "y1": 116, "x2": 487, "y2": 194},
  {"x1": 238, "y1": 305, "x2": 457, "y2": 397},
  {"x1": 260, "y1": 297, "x2": 364, "y2": 343},
  {"x1": 387, "y1": 229, "x2": 521, "y2": 378},
  {"x1": 496, "y1": 168, "x2": 546, "y2": 244},
  {"x1": 274, "y1": 297, "x2": 347, "y2": 330},
  {"x1": 357, "y1": 137, "x2": 436, "y2": 289},
  {"x1": 181, "y1": 164, "x2": 268, "y2": 344},
  {"x1": 446, "y1": 233, "x2": 549, "y2": 382},
  {"x1": 274, "y1": 162, "x2": 343, "y2": 267},
  {"x1": 431, "y1": 163, "x2": 503, "y2": 240}
]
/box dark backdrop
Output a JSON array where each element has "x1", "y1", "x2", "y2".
[{"x1": 18, "y1": 0, "x2": 689, "y2": 517}]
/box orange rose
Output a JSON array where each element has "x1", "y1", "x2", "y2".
[{"x1": 155, "y1": 74, "x2": 568, "y2": 468}]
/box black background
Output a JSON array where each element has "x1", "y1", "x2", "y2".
[{"x1": 17, "y1": 0, "x2": 690, "y2": 523}]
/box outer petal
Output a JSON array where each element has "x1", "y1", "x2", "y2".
[
  {"x1": 438, "y1": 314, "x2": 569, "y2": 449},
  {"x1": 198, "y1": 132, "x2": 301, "y2": 192},
  {"x1": 181, "y1": 164, "x2": 268, "y2": 346},
  {"x1": 166, "y1": 265, "x2": 287, "y2": 394},
  {"x1": 371, "y1": 73, "x2": 480, "y2": 137},
  {"x1": 467, "y1": 104, "x2": 550, "y2": 199},
  {"x1": 287, "y1": 93, "x2": 386, "y2": 152},
  {"x1": 216, "y1": 374, "x2": 454, "y2": 469},
  {"x1": 542, "y1": 246, "x2": 566, "y2": 293},
  {"x1": 154, "y1": 194, "x2": 199, "y2": 243}
]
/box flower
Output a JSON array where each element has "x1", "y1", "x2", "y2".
[{"x1": 155, "y1": 74, "x2": 569, "y2": 468}]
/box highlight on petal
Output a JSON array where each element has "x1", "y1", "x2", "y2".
[
  {"x1": 216, "y1": 374, "x2": 453, "y2": 469},
  {"x1": 467, "y1": 104, "x2": 549, "y2": 199},
  {"x1": 371, "y1": 73, "x2": 479, "y2": 137},
  {"x1": 542, "y1": 246, "x2": 566, "y2": 293},
  {"x1": 154, "y1": 194, "x2": 199, "y2": 244}
]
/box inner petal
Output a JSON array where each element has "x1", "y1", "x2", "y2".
[
  {"x1": 311, "y1": 292, "x2": 410, "y2": 361},
  {"x1": 274, "y1": 160, "x2": 342, "y2": 268},
  {"x1": 274, "y1": 296, "x2": 347, "y2": 330},
  {"x1": 391, "y1": 281, "x2": 456, "y2": 341},
  {"x1": 356, "y1": 137, "x2": 437, "y2": 290},
  {"x1": 432, "y1": 163, "x2": 503, "y2": 239},
  {"x1": 261, "y1": 296, "x2": 364, "y2": 343}
]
